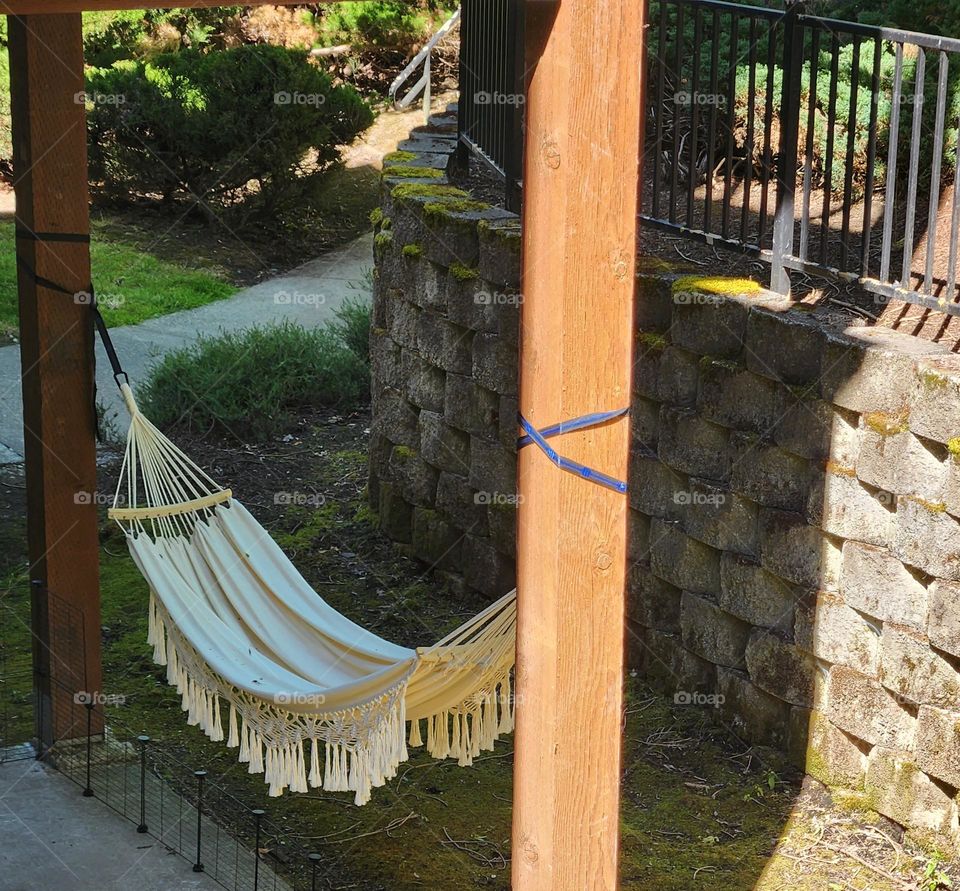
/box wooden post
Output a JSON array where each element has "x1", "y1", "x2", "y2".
[
  {"x1": 512, "y1": 1, "x2": 644, "y2": 888},
  {"x1": 9, "y1": 14, "x2": 101, "y2": 745}
]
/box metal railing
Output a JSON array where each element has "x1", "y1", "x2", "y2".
[
  {"x1": 642, "y1": 0, "x2": 960, "y2": 314},
  {"x1": 457, "y1": 0, "x2": 525, "y2": 212},
  {"x1": 389, "y1": 8, "x2": 461, "y2": 124}
]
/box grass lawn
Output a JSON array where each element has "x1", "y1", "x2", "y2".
[{"x1": 0, "y1": 219, "x2": 237, "y2": 340}]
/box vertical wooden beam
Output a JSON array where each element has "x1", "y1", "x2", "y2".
[
  {"x1": 9, "y1": 14, "x2": 101, "y2": 744},
  {"x1": 512, "y1": 1, "x2": 644, "y2": 888}
]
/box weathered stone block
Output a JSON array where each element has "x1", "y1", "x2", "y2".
[
  {"x1": 758, "y1": 508, "x2": 829, "y2": 589},
  {"x1": 635, "y1": 274, "x2": 675, "y2": 334},
  {"x1": 840, "y1": 541, "x2": 928, "y2": 629},
  {"x1": 820, "y1": 325, "x2": 943, "y2": 415},
  {"x1": 628, "y1": 510, "x2": 651, "y2": 563},
  {"x1": 698, "y1": 358, "x2": 784, "y2": 433},
  {"x1": 472, "y1": 332, "x2": 518, "y2": 396},
  {"x1": 487, "y1": 500, "x2": 517, "y2": 558},
  {"x1": 795, "y1": 591, "x2": 881, "y2": 676},
  {"x1": 745, "y1": 306, "x2": 825, "y2": 386},
  {"x1": 730, "y1": 432, "x2": 814, "y2": 512},
  {"x1": 929, "y1": 579, "x2": 960, "y2": 660},
  {"x1": 377, "y1": 481, "x2": 413, "y2": 543},
  {"x1": 498, "y1": 395, "x2": 519, "y2": 452},
  {"x1": 628, "y1": 562, "x2": 682, "y2": 632},
  {"x1": 681, "y1": 592, "x2": 750, "y2": 667},
  {"x1": 421, "y1": 206, "x2": 485, "y2": 268},
  {"x1": 916, "y1": 705, "x2": 960, "y2": 789},
  {"x1": 416, "y1": 311, "x2": 473, "y2": 375},
  {"x1": 910, "y1": 355, "x2": 960, "y2": 444},
  {"x1": 807, "y1": 468, "x2": 894, "y2": 547},
  {"x1": 419, "y1": 410, "x2": 469, "y2": 474},
  {"x1": 371, "y1": 388, "x2": 419, "y2": 449},
  {"x1": 802, "y1": 710, "x2": 868, "y2": 789},
  {"x1": 462, "y1": 534, "x2": 516, "y2": 596},
  {"x1": 745, "y1": 631, "x2": 817, "y2": 707},
  {"x1": 628, "y1": 451, "x2": 688, "y2": 523},
  {"x1": 717, "y1": 667, "x2": 791, "y2": 749},
  {"x1": 435, "y1": 472, "x2": 487, "y2": 535},
  {"x1": 477, "y1": 217, "x2": 521, "y2": 289},
  {"x1": 893, "y1": 497, "x2": 960, "y2": 581},
  {"x1": 657, "y1": 407, "x2": 730, "y2": 481},
  {"x1": 446, "y1": 276, "x2": 498, "y2": 333},
  {"x1": 865, "y1": 746, "x2": 959, "y2": 836},
  {"x1": 468, "y1": 436, "x2": 516, "y2": 500},
  {"x1": 411, "y1": 507, "x2": 463, "y2": 570},
  {"x1": 775, "y1": 398, "x2": 860, "y2": 464},
  {"x1": 719, "y1": 553, "x2": 798, "y2": 629},
  {"x1": 628, "y1": 626, "x2": 716, "y2": 694},
  {"x1": 671, "y1": 296, "x2": 748, "y2": 359},
  {"x1": 634, "y1": 339, "x2": 699, "y2": 407},
  {"x1": 857, "y1": 427, "x2": 946, "y2": 502},
  {"x1": 401, "y1": 349, "x2": 445, "y2": 412},
  {"x1": 681, "y1": 478, "x2": 758, "y2": 556},
  {"x1": 827, "y1": 666, "x2": 916, "y2": 749},
  {"x1": 444, "y1": 374, "x2": 499, "y2": 439},
  {"x1": 649, "y1": 519, "x2": 721, "y2": 594},
  {"x1": 388, "y1": 446, "x2": 439, "y2": 507},
  {"x1": 631, "y1": 395, "x2": 661, "y2": 452},
  {"x1": 387, "y1": 294, "x2": 420, "y2": 350},
  {"x1": 370, "y1": 328, "x2": 402, "y2": 390},
  {"x1": 880, "y1": 624, "x2": 960, "y2": 708},
  {"x1": 410, "y1": 258, "x2": 448, "y2": 311},
  {"x1": 946, "y1": 459, "x2": 960, "y2": 518}
]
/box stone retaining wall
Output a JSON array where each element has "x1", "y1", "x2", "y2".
[{"x1": 369, "y1": 115, "x2": 960, "y2": 847}]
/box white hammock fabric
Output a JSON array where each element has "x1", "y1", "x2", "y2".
[{"x1": 109, "y1": 384, "x2": 516, "y2": 805}]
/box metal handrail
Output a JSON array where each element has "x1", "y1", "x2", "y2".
[{"x1": 388, "y1": 8, "x2": 461, "y2": 123}]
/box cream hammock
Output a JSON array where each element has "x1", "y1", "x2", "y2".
[{"x1": 108, "y1": 383, "x2": 516, "y2": 805}]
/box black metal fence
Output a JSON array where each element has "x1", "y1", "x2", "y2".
[
  {"x1": 643, "y1": 0, "x2": 960, "y2": 314},
  {"x1": 457, "y1": 0, "x2": 525, "y2": 211}
]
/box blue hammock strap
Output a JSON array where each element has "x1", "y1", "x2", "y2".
[{"x1": 517, "y1": 409, "x2": 630, "y2": 494}]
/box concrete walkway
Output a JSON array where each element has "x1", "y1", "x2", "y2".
[
  {"x1": 0, "y1": 758, "x2": 223, "y2": 890},
  {"x1": 0, "y1": 232, "x2": 373, "y2": 461}
]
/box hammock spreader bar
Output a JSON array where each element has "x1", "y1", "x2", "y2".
[{"x1": 517, "y1": 410, "x2": 630, "y2": 494}]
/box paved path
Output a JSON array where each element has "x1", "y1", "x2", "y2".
[
  {"x1": 0, "y1": 758, "x2": 223, "y2": 890},
  {"x1": 0, "y1": 233, "x2": 373, "y2": 461}
]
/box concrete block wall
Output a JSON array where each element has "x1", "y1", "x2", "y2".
[
  {"x1": 368, "y1": 110, "x2": 521, "y2": 598},
  {"x1": 369, "y1": 115, "x2": 960, "y2": 848},
  {"x1": 629, "y1": 277, "x2": 960, "y2": 848}
]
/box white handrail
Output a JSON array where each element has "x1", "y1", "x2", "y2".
[{"x1": 388, "y1": 9, "x2": 461, "y2": 124}]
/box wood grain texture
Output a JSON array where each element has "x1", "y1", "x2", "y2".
[
  {"x1": 512, "y1": 1, "x2": 644, "y2": 888},
  {"x1": 10, "y1": 14, "x2": 102, "y2": 742}
]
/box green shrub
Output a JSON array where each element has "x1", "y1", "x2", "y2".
[
  {"x1": 328, "y1": 295, "x2": 372, "y2": 365},
  {"x1": 315, "y1": 1, "x2": 457, "y2": 48},
  {"x1": 85, "y1": 44, "x2": 373, "y2": 211},
  {"x1": 140, "y1": 321, "x2": 370, "y2": 441}
]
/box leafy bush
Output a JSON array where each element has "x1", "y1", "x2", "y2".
[
  {"x1": 85, "y1": 44, "x2": 373, "y2": 211},
  {"x1": 140, "y1": 320, "x2": 370, "y2": 441},
  {"x1": 315, "y1": 1, "x2": 457, "y2": 48},
  {"x1": 328, "y1": 295, "x2": 372, "y2": 364}
]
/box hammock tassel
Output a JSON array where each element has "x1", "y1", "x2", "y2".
[
  {"x1": 211, "y1": 694, "x2": 224, "y2": 742},
  {"x1": 309, "y1": 738, "x2": 322, "y2": 788},
  {"x1": 409, "y1": 718, "x2": 423, "y2": 748},
  {"x1": 227, "y1": 704, "x2": 239, "y2": 748}
]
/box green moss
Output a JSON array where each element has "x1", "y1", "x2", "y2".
[
  {"x1": 392, "y1": 444, "x2": 416, "y2": 460},
  {"x1": 672, "y1": 275, "x2": 761, "y2": 296},
  {"x1": 636, "y1": 256, "x2": 678, "y2": 273},
  {"x1": 382, "y1": 150, "x2": 417, "y2": 164},
  {"x1": 700, "y1": 354, "x2": 742, "y2": 373},
  {"x1": 907, "y1": 494, "x2": 947, "y2": 514},
  {"x1": 374, "y1": 230, "x2": 393, "y2": 249},
  {"x1": 391, "y1": 182, "x2": 470, "y2": 202},
  {"x1": 369, "y1": 207, "x2": 383, "y2": 227},
  {"x1": 920, "y1": 370, "x2": 949, "y2": 390},
  {"x1": 449, "y1": 262, "x2": 479, "y2": 282},
  {"x1": 401, "y1": 243, "x2": 424, "y2": 259},
  {"x1": 864, "y1": 409, "x2": 909, "y2": 437},
  {"x1": 948, "y1": 437, "x2": 960, "y2": 461},
  {"x1": 383, "y1": 165, "x2": 445, "y2": 179},
  {"x1": 423, "y1": 198, "x2": 490, "y2": 218},
  {"x1": 637, "y1": 331, "x2": 668, "y2": 351}
]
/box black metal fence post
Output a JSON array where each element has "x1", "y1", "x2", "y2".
[
  {"x1": 770, "y1": 0, "x2": 805, "y2": 294},
  {"x1": 193, "y1": 770, "x2": 206, "y2": 872},
  {"x1": 136, "y1": 735, "x2": 149, "y2": 833},
  {"x1": 82, "y1": 697, "x2": 94, "y2": 797},
  {"x1": 309, "y1": 852, "x2": 322, "y2": 890},
  {"x1": 252, "y1": 808, "x2": 265, "y2": 891}
]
